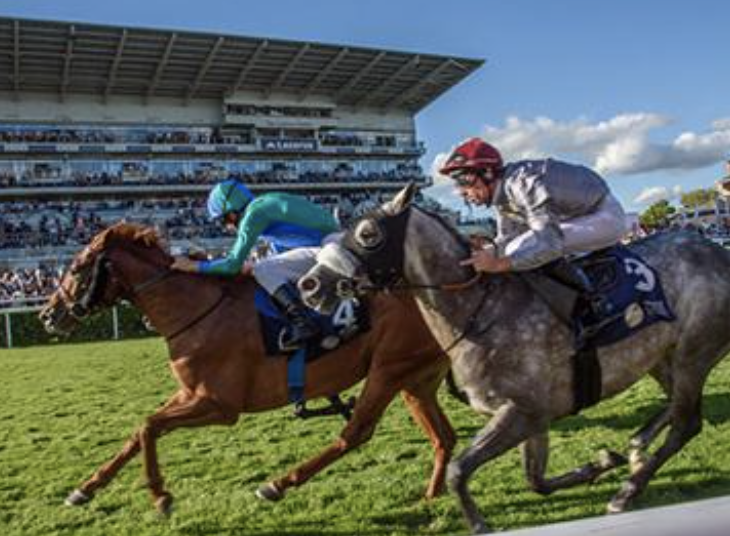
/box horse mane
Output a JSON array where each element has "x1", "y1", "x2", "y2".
[
  {"x1": 86, "y1": 222, "x2": 169, "y2": 258},
  {"x1": 412, "y1": 204, "x2": 472, "y2": 258}
]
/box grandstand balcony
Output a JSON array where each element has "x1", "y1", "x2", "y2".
[{"x1": 0, "y1": 139, "x2": 425, "y2": 157}]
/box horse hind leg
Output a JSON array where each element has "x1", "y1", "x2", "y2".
[
  {"x1": 522, "y1": 433, "x2": 627, "y2": 496},
  {"x1": 608, "y1": 375, "x2": 705, "y2": 514},
  {"x1": 260, "y1": 377, "x2": 401, "y2": 501},
  {"x1": 627, "y1": 406, "x2": 671, "y2": 474}
]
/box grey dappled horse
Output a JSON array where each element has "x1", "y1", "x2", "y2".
[{"x1": 298, "y1": 183, "x2": 730, "y2": 534}]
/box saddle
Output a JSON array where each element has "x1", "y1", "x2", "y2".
[
  {"x1": 254, "y1": 286, "x2": 370, "y2": 419},
  {"x1": 523, "y1": 245, "x2": 675, "y2": 413}
]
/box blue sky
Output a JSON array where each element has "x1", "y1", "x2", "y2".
[{"x1": 2, "y1": 0, "x2": 728, "y2": 215}]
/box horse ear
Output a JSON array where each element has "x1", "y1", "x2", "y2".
[{"x1": 384, "y1": 182, "x2": 419, "y2": 215}]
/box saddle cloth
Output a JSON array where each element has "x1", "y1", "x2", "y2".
[
  {"x1": 254, "y1": 286, "x2": 370, "y2": 358},
  {"x1": 572, "y1": 244, "x2": 675, "y2": 347}
]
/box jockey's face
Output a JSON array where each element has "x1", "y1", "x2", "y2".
[
  {"x1": 222, "y1": 211, "x2": 240, "y2": 232},
  {"x1": 454, "y1": 169, "x2": 498, "y2": 207}
]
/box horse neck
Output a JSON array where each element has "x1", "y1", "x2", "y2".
[
  {"x1": 403, "y1": 208, "x2": 500, "y2": 344},
  {"x1": 111, "y1": 245, "x2": 222, "y2": 340}
]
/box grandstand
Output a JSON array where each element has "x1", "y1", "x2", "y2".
[{"x1": 0, "y1": 16, "x2": 482, "y2": 311}]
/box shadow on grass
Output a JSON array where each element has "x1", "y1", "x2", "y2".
[
  {"x1": 487, "y1": 467, "x2": 730, "y2": 526},
  {"x1": 552, "y1": 392, "x2": 730, "y2": 434},
  {"x1": 210, "y1": 526, "x2": 409, "y2": 536}
]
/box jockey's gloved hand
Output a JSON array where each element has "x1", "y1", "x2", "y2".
[{"x1": 171, "y1": 256, "x2": 199, "y2": 273}]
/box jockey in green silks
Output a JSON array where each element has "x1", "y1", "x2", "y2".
[{"x1": 171, "y1": 178, "x2": 339, "y2": 349}]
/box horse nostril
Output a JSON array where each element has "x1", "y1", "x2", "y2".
[{"x1": 299, "y1": 276, "x2": 320, "y2": 295}]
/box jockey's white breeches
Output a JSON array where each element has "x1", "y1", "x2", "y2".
[
  {"x1": 252, "y1": 232, "x2": 341, "y2": 294},
  {"x1": 504, "y1": 194, "x2": 628, "y2": 260}
]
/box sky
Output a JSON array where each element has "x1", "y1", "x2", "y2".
[{"x1": 1, "y1": 0, "x2": 728, "y2": 216}]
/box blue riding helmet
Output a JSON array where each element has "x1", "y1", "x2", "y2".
[{"x1": 206, "y1": 179, "x2": 255, "y2": 221}]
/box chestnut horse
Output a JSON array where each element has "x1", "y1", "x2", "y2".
[{"x1": 39, "y1": 222, "x2": 455, "y2": 514}]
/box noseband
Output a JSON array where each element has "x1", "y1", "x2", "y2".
[
  {"x1": 339, "y1": 207, "x2": 482, "y2": 294},
  {"x1": 56, "y1": 253, "x2": 112, "y2": 319},
  {"x1": 341, "y1": 208, "x2": 411, "y2": 290}
]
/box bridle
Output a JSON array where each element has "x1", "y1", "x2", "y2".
[
  {"x1": 337, "y1": 205, "x2": 484, "y2": 294},
  {"x1": 325, "y1": 205, "x2": 494, "y2": 353},
  {"x1": 54, "y1": 250, "x2": 225, "y2": 341},
  {"x1": 55, "y1": 253, "x2": 112, "y2": 320}
]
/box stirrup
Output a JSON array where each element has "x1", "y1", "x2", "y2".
[
  {"x1": 278, "y1": 324, "x2": 319, "y2": 352},
  {"x1": 294, "y1": 395, "x2": 357, "y2": 421}
]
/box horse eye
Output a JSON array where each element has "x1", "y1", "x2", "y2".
[{"x1": 355, "y1": 219, "x2": 383, "y2": 249}]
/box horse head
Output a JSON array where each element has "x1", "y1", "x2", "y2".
[
  {"x1": 39, "y1": 222, "x2": 169, "y2": 335},
  {"x1": 299, "y1": 183, "x2": 421, "y2": 314}
]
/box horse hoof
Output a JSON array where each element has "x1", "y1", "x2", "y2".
[
  {"x1": 606, "y1": 500, "x2": 626, "y2": 515},
  {"x1": 471, "y1": 520, "x2": 491, "y2": 534},
  {"x1": 255, "y1": 482, "x2": 284, "y2": 502},
  {"x1": 607, "y1": 482, "x2": 637, "y2": 514},
  {"x1": 155, "y1": 494, "x2": 174, "y2": 517},
  {"x1": 64, "y1": 489, "x2": 92, "y2": 507}
]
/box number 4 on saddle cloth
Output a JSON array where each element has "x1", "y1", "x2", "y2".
[{"x1": 254, "y1": 286, "x2": 370, "y2": 419}]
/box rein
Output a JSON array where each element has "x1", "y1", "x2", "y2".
[
  {"x1": 131, "y1": 268, "x2": 173, "y2": 294},
  {"x1": 125, "y1": 265, "x2": 228, "y2": 342},
  {"x1": 440, "y1": 284, "x2": 495, "y2": 355},
  {"x1": 165, "y1": 290, "x2": 228, "y2": 341},
  {"x1": 342, "y1": 203, "x2": 494, "y2": 353},
  {"x1": 356, "y1": 272, "x2": 483, "y2": 293}
]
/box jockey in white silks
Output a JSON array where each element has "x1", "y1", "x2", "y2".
[{"x1": 439, "y1": 137, "x2": 628, "y2": 291}]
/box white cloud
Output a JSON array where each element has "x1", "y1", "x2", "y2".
[
  {"x1": 434, "y1": 113, "x2": 730, "y2": 177},
  {"x1": 633, "y1": 186, "x2": 672, "y2": 205},
  {"x1": 426, "y1": 113, "x2": 729, "y2": 212},
  {"x1": 430, "y1": 150, "x2": 452, "y2": 186}
]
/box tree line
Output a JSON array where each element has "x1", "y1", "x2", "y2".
[{"x1": 639, "y1": 187, "x2": 720, "y2": 230}]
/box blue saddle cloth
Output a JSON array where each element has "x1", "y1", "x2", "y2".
[
  {"x1": 254, "y1": 287, "x2": 370, "y2": 358},
  {"x1": 574, "y1": 245, "x2": 675, "y2": 347}
]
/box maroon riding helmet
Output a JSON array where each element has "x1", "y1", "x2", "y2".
[{"x1": 440, "y1": 138, "x2": 503, "y2": 185}]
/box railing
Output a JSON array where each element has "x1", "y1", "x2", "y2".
[{"x1": 1, "y1": 298, "x2": 123, "y2": 349}]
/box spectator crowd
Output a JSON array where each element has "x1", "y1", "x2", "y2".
[
  {"x1": 0, "y1": 190, "x2": 396, "y2": 307},
  {"x1": 0, "y1": 164, "x2": 424, "y2": 189},
  {"x1": 0, "y1": 265, "x2": 62, "y2": 308}
]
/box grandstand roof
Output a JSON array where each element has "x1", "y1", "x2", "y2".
[{"x1": 0, "y1": 16, "x2": 483, "y2": 112}]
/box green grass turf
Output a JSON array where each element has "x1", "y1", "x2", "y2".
[{"x1": 1, "y1": 338, "x2": 729, "y2": 535}]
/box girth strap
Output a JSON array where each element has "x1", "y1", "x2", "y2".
[{"x1": 571, "y1": 343, "x2": 602, "y2": 414}]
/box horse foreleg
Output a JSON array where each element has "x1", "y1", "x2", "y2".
[
  {"x1": 66, "y1": 390, "x2": 187, "y2": 506},
  {"x1": 401, "y1": 388, "x2": 456, "y2": 499},
  {"x1": 447, "y1": 402, "x2": 544, "y2": 535},
  {"x1": 522, "y1": 432, "x2": 627, "y2": 496},
  {"x1": 138, "y1": 394, "x2": 238, "y2": 515},
  {"x1": 66, "y1": 434, "x2": 141, "y2": 506},
  {"x1": 259, "y1": 378, "x2": 399, "y2": 502}
]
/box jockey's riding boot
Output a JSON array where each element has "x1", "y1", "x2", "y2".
[
  {"x1": 544, "y1": 258, "x2": 612, "y2": 320},
  {"x1": 543, "y1": 258, "x2": 595, "y2": 295},
  {"x1": 272, "y1": 284, "x2": 321, "y2": 350}
]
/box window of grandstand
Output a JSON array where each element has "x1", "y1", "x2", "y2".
[
  {"x1": 224, "y1": 104, "x2": 333, "y2": 119},
  {"x1": 0, "y1": 124, "x2": 257, "y2": 146}
]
